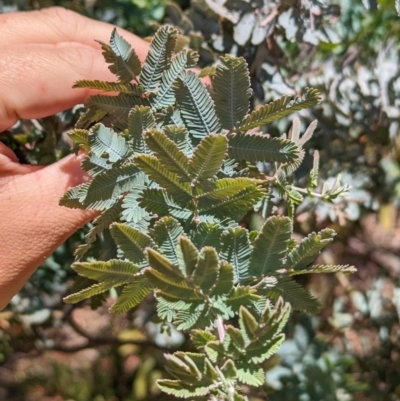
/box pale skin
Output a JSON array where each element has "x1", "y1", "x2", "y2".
[{"x1": 0, "y1": 7, "x2": 150, "y2": 310}]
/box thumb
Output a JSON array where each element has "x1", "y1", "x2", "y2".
[{"x1": 0, "y1": 153, "x2": 97, "y2": 310}]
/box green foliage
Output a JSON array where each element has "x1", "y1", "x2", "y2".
[{"x1": 60, "y1": 26, "x2": 353, "y2": 400}]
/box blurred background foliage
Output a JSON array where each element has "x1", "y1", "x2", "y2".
[{"x1": 1, "y1": 0, "x2": 400, "y2": 400}]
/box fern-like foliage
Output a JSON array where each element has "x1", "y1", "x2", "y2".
[
  {"x1": 61, "y1": 26, "x2": 354, "y2": 401},
  {"x1": 238, "y1": 88, "x2": 321, "y2": 131},
  {"x1": 213, "y1": 55, "x2": 252, "y2": 130}
]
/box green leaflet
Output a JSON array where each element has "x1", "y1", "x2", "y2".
[
  {"x1": 157, "y1": 379, "x2": 213, "y2": 398},
  {"x1": 209, "y1": 260, "x2": 234, "y2": 297},
  {"x1": 228, "y1": 133, "x2": 300, "y2": 164},
  {"x1": 73, "y1": 80, "x2": 143, "y2": 95},
  {"x1": 153, "y1": 49, "x2": 200, "y2": 109},
  {"x1": 226, "y1": 287, "x2": 260, "y2": 313},
  {"x1": 220, "y1": 227, "x2": 251, "y2": 283},
  {"x1": 83, "y1": 164, "x2": 143, "y2": 209},
  {"x1": 249, "y1": 216, "x2": 292, "y2": 276},
  {"x1": 144, "y1": 129, "x2": 191, "y2": 180},
  {"x1": 110, "y1": 222, "x2": 154, "y2": 265},
  {"x1": 134, "y1": 154, "x2": 192, "y2": 204},
  {"x1": 146, "y1": 248, "x2": 186, "y2": 282},
  {"x1": 68, "y1": 128, "x2": 90, "y2": 152},
  {"x1": 192, "y1": 247, "x2": 220, "y2": 294},
  {"x1": 89, "y1": 124, "x2": 130, "y2": 163},
  {"x1": 86, "y1": 93, "x2": 146, "y2": 119},
  {"x1": 145, "y1": 268, "x2": 197, "y2": 300},
  {"x1": 190, "y1": 222, "x2": 223, "y2": 251},
  {"x1": 177, "y1": 236, "x2": 199, "y2": 277},
  {"x1": 285, "y1": 228, "x2": 336, "y2": 271},
  {"x1": 263, "y1": 276, "x2": 320, "y2": 314},
  {"x1": 175, "y1": 71, "x2": 221, "y2": 138},
  {"x1": 141, "y1": 25, "x2": 178, "y2": 91},
  {"x1": 138, "y1": 188, "x2": 192, "y2": 220},
  {"x1": 98, "y1": 28, "x2": 141, "y2": 83},
  {"x1": 235, "y1": 364, "x2": 265, "y2": 387},
  {"x1": 190, "y1": 330, "x2": 217, "y2": 349},
  {"x1": 81, "y1": 154, "x2": 113, "y2": 177},
  {"x1": 126, "y1": 105, "x2": 156, "y2": 154},
  {"x1": 289, "y1": 264, "x2": 357, "y2": 276},
  {"x1": 75, "y1": 108, "x2": 107, "y2": 130},
  {"x1": 60, "y1": 183, "x2": 91, "y2": 210},
  {"x1": 75, "y1": 200, "x2": 123, "y2": 260},
  {"x1": 150, "y1": 217, "x2": 184, "y2": 265},
  {"x1": 64, "y1": 281, "x2": 121, "y2": 304},
  {"x1": 189, "y1": 134, "x2": 228, "y2": 180},
  {"x1": 197, "y1": 178, "x2": 266, "y2": 221},
  {"x1": 163, "y1": 125, "x2": 191, "y2": 154},
  {"x1": 121, "y1": 186, "x2": 147, "y2": 222},
  {"x1": 72, "y1": 259, "x2": 138, "y2": 284},
  {"x1": 109, "y1": 276, "x2": 153, "y2": 314},
  {"x1": 213, "y1": 55, "x2": 252, "y2": 130},
  {"x1": 238, "y1": 88, "x2": 321, "y2": 131}
]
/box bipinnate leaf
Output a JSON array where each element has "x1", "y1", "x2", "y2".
[
  {"x1": 192, "y1": 247, "x2": 220, "y2": 294},
  {"x1": 72, "y1": 259, "x2": 138, "y2": 284},
  {"x1": 64, "y1": 281, "x2": 121, "y2": 304},
  {"x1": 89, "y1": 124, "x2": 130, "y2": 163},
  {"x1": 126, "y1": 105, "x2": 156, "y2": 153},
  {"x1": 138, "y1": 188, "x2": 192, "y2": 220},
  {"x1": 97, "y1": 28, "x2": 141, "y2": 83},
  {"x1": 74, "y1": 201, "x2": 123, "y2": 260},
  {"x1": 110, "y1": 223, "x2": 154, "y2": 265},
  {"x1": 153, "y1": 49, "x2": 200, "y2": 109},
  {"x1": 83, "y1": 164, "x2": 143, "y2": 209},
  {"x1": 59, "y1": 183, "x2": 91, "y2": 210},
  {"x1": 249, "y1": 216, "x2": 292, "y2": 276},
  {"x1": 209, "y1": 260, "x2": 234, "y2": 297},
  {"x1": 133, "y1": 154, "x2": 192, "y2": 204},
  {"x1": 87, "y1": 93, "x2": 145, "y2": 120},
  {"x1": 213, "y1": 55, "x2": 252, "y2": 130},
  {"x1": 190, "y1": 222, "x2": 223, "y2": 251},
  {"x1": 197, "y1": 178, "x2": 266, "y2": 221},
  {"x1": 141, "y1": 25, "x2": 178, "y2": 91},
  {"x1": 146, "y1": 248, "x2": 185, "y2": 282},
  {"x1": 177, "y1": 236, "x2": 199, "y2": 276},
  {"x1": 220, "y1": 227, "x2": 251, "y2": 283},
  {"x1": 162, "y1": 125, "x2": 191, "y2": 154},
  {"x1": 190, "y1": 330, "x2": 217, "y2": 350},
  {"x1": 238, "y1": 88, "x2": 321, "y2": 130},
  {"x1": 189, "y1": 134, "x2": 228, "y2": 180},
  {"x1": 235, "y1": 364, "x2": 265, "y2": 387},
  {"x1": 156, "y1": 380, "x2": 213, "y2": 398},
  {"x1": 68, "y1": 129, "x2": 89, "y2": 151},
  {"x1": 175, "y1": 70, "x2": 221, "y2": 138},
  {"x1": 81, "y1": 154, "x2": 113, "y2": 177},
  {"x1": 73, "y1": 80, "x2": 143, "y2": 94},
  {"x1": 285, "y1": 228, "x2": 336, "y2": 271},
  {"x1": 239, "y1": 306, "x2": 258, "y2": 343},
  {"x1": 264, "y1": 276, "x2": 320, "y2": 314},
  {"x1": 150, "y1": 217, "x2": 184, "y2": 265},
  {"x1": 145, "y1": 265, "x2": 196, "y2": 300},
  {"x1": 228, "y1": 133, "x2": 300, "y2": 164},
  {"x1": 144, "y1": 129, "x2": 191, "y2": 180},
  {"x1": 110, "y1": 276, "x2": 153, "y2": 314},
  {"x1": 290, "y1": 264, "x2": 357, "y2": 276}
]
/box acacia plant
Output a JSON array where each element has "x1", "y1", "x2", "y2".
[{"x1": 60, "y1": 26, "x2": 354, "y2": 400}]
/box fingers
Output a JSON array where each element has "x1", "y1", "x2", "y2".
[
  {"x1": 0, "y1": 7, "x2": 148, "y2": 59},
  {"x1": 0, "y1": 42, "x2": 116, "y2": 132},
  {"x1": 0, "y1": 154, "x2": 98, "y2": 310}
]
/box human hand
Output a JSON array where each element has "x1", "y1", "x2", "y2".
[{"x1": 0, "y1": 7, "x2": 149, "y2": 310}]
